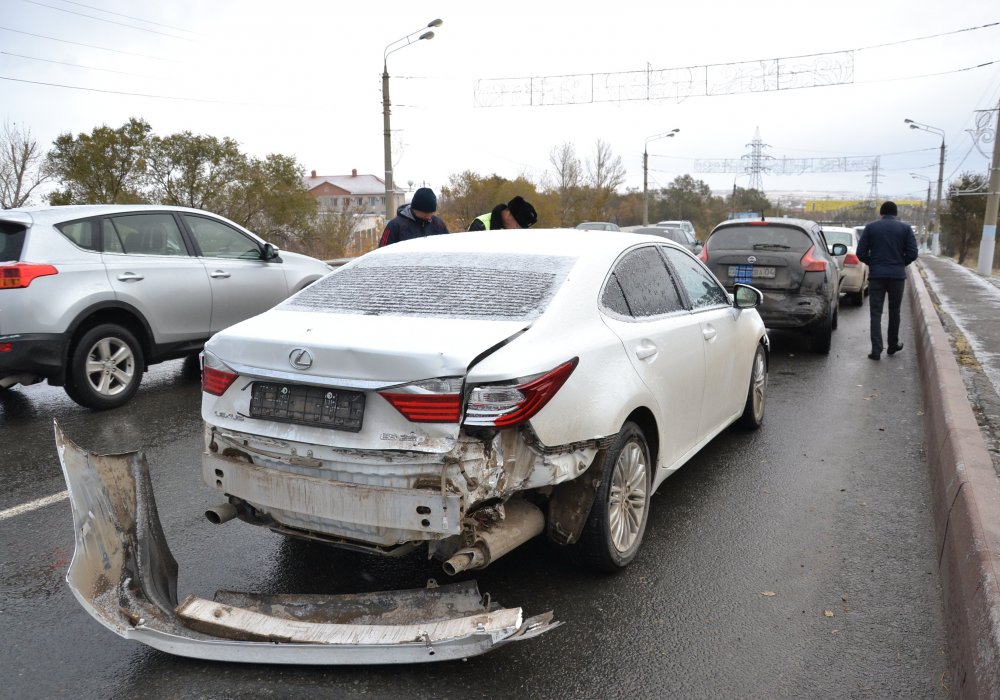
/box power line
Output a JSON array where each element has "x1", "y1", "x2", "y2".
[
  {"x1": 0, "y1": 25, "x2": 176, "y2": 61},
  {"x1": 0, "y1": 74, "x2": 253, "y2": 105},
  {"x1": 856, "y1": 20, "x2": 998, "y2": 51},
  {"x1": 1, "y1": 50, "x2": 156, "y2": 78},
  {"x1": 22, "y1": 0, "x2": 193, "y2": 40},
  {"x1": 49, "y1": 0, "x2": 202, "y2": 35}
]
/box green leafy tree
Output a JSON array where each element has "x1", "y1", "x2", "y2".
[
  {"x1": 47, "y1": 117, "x2": 152, "y2": 204},
  {"x1": 942, "y1": 172, "x2": 988, "y2": 265},
  {"x1": 147, "y1": 132, "x2": 244, "y2": 211},
  {"x1": 653, "y1": 175, "x2": 719, "y2": 237}
]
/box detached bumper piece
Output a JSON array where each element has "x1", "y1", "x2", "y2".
[{"x1": 54, "y1": 422, "x2": 558, "y2": 665}]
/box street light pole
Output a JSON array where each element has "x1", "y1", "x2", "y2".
[
  {"x1": 382, "y1": 19, "x2": 443, "y2": 219},
  {"x1": 911, "y1": 173, "x2": 932, "y2": 248},
  {"x1": 905, "y1": 119, "x2": 945, "y2": 255},
  {"x1": 642, "y1": 129, "x2": 679, "y2": 225},
  {"x1": 976, "y1": 103, "x2": 1000, "y2": 276}
]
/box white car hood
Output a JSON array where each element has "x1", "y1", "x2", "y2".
[{"x1": 208, "y1": 309, "x2": 530, "y2": 384}]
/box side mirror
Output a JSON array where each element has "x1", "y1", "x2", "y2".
[
  {"x1": 733, "y1": 283, "x2": 763, "y2": 309},
  {"x1": 831, "y1": 243, "x2": 848, "y2": 256},
  {"x1": 262, "y1": 243, "x2": 280, "y2": 260}
]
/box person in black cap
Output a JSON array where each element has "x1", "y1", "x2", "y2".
[
  {"x1": 856, "y1": 200, "x2": 918, "y2": 360},
  {"x1": 378, "y1": 187, "x2": 449, "y2": 247},
  {"x1": 467, "y1": 196, "x2": 538, "y2": 231}
]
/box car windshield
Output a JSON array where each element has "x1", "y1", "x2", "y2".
[
  {"x1": 824, "y1": 231, "x2": 853, "y2": 246},
  {"x1": 708, "y1": 225, "x2": 812, "y2": 252},
  {"x1": 282, "y1": 251, "x2": 575, "y2": 321}
]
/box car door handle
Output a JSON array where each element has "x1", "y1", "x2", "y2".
[
  {"x1": 635, "y1": 341, "x2": 658, "y2": 361},
  {"x1": 210, "y1": 270, "x2": 231, "y2": 279},
  {"x1": 702, "y1": 326, "x2": 718, "y2": 342},
  {"x1": 116, "y1": 272, "x2": 144, "y2": 282}
]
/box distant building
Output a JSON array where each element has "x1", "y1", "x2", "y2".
[{"x1": 304, "y1": 169, "x2": 391, "y2": 217}]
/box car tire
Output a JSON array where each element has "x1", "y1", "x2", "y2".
[
  {"x1": 572, "y1": 422, "x2": 651, "y2": 572},
  {"x1": 737, "y1": 344, "x2": 767, "y2": 430},
  {"x1": 810, "y1": 313, "x2": 834, "y2": 354},
  {"x1": 66, "y1": 324, "x2": 144, "y2": 410}
]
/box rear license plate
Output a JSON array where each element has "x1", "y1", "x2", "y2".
[
  {"x1": 249, "y1": 382, "x2": 365, "y2": 432},
  {"x1": 728, "y1": 265, "x2": 776, "y2": 279}
]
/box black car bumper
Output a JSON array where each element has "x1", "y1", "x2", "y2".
[
  {"x1": 754, "y1": 291, "x2": 833, "y2": 330},
  {"x1": 0, "y1": 333, "x2": 68, "y2": 385}
]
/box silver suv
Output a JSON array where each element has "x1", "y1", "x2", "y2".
[{"x1": 0, "y1": 205, "x2": 331, "y2": 409}]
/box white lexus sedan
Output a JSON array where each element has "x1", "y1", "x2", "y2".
[{"x1": 200, "y1": 230, "x2": 768, "y2": 574}]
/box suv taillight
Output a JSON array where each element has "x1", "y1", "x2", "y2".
[
  {"x1": 0, "y1": 263, "x2": 58, "y2": 289},
  {"x1": 800, "y1": 245, "x2": 826, "y2": 272},
  {"x1": 844, "y1": 253, "x2": 860, "y2": 266},
  {"x1": 201, "y1": 352, "x2": 238, "y2": 396}
]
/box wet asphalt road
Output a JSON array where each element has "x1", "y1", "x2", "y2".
[{"x1": 0, "y1": 298, "x2": 951, "y2": 699}]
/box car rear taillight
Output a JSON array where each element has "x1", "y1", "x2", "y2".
[
  {"x1": 463, "y1": 358, "x2": 578, "y2": 428},
  {"x1": 698, "y1": 242, "x2": 708, "y2": 262},
  {"x1": 800, "y1": 245, "x2": 827, "y2": 272},
  {"x1": 844, "y1": 253, "x2": 860, "y2": 266},
  {"x1": 0, "y1": 263, "x2": 58, "y2": 289},
  {"x1": 201, "y1": 352, "x2": 238, "y2": 396},
  {"x1": 379, "y1": 377, "x2": 464, "y2": 423}
]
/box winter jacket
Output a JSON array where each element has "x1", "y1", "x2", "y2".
[
  {"x1": 467, "y1": 203, "x2": 508, "y2": 231},
  {"x1": 856, "y1": 215, "x2": 918, "y2": 280},
  {"x1": 378, "y1": 205, "x2": 449, "y2": 247}
]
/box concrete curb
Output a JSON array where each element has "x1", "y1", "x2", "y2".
[{"x1": 910, "y1": 263, "x2": 1000, "y2": 698}]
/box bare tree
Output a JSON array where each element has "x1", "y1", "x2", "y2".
[
  {"x1": 586, "y1": 139, "x2": 626, "y2": 221},
  {"x1": 547, "y1": 142, "x2": 583, "y2": 226},
  {"x1": 0, "y1": 121, "x2": 49, "y2": 208}
]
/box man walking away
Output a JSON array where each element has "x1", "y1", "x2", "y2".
[
  {"x1": 379, "y1": 187, "x2": 449, "y2": 247},
  {"x1": 468, "y1": 196, "x2": 538, "y2": 231},
  {"x1": 857, "y1": 201, "x2": 918, "y2": 360}
]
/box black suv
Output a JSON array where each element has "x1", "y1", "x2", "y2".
[{"x1": 699, "y1": 218, "x2": 846, "y2": 353}]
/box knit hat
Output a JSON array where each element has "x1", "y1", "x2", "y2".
[
  {"x1": 507, "y1": 196, "x2": 537, "y2": 228},
  {"x1": 879, "y1": 201, "x2": 898, "y2": 216},
  {"x1": 411, "y1": 187, "x2": 437, "y2": 213}
]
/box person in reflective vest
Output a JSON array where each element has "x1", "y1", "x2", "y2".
[{"x1": 468, "y1": 196, "x2": 538, "y2": 231}]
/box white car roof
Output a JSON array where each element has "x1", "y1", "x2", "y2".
[{"x1": 0, "y1": 204, "x2": 233, "y2": 226}]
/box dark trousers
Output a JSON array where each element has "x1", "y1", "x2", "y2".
[{"x1": 868, "y1": 278, "x2": 905, "y2": 354}]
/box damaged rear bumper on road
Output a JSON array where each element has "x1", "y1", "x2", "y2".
[{"x1": 54, "y1": 422, "x2": 558, "y2": 664}]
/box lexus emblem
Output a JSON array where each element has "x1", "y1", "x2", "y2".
[
  {"x1": 289, "y1": 348, "x2": 313, "y2": 370},
  {"x1": 747, "y1": 255, "x2": 758, "y2": 264}
]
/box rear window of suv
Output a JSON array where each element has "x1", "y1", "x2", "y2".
[
  {"x1": 1, "y1": 222, "x2": 26, "y2": 261},
  {"x1": 708, "y1": 225, "x2": 812, "y2": 252},
  {"x1": 283, "y1": 252, "x2": 575, "y2": 321}
]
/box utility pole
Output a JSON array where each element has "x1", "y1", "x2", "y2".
[{"x1": 975, "y1": 102, "x2": 1000, "y2": 276}]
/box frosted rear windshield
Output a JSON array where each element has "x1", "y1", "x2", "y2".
[
  {"x1": 282, "y1": 252, "x2": 576, "y2": 320},
  {"x1": 708, "y1": 225, "x2": 812, "y2": 252}
]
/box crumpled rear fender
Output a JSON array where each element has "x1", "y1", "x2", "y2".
[{"x1": 54, "y1": 421, "x2": 558, "y2": 664}]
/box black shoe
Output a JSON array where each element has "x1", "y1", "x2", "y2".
[
  {"x1": 868, "y1": 352, "x2": 881, "y2": 361},
  {"x1": 887, "y1": 343, "x2": 904, "y2": 355}
]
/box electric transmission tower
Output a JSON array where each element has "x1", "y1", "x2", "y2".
[
  {"x1": 865, "y1": 156, "x2": 881, "y2": 204},
  {"x1": 742, "y1": 127, "x2": 773, "y2": 193}
]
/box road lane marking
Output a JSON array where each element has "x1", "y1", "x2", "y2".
[{"x1": 0, "y1": 490, "x2": 69, "y2": 521}]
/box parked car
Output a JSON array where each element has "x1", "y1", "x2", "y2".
[
  {"x1": 200, "y1": 230, "x2": 769, "y2": 575},
  {"x1": 822, "y1": 225, "x2": 868, "y2": 306},
  {"x1": 575, "y1": 221, "x2": 620, "y2": 231},
  {"x1": 0, "y1": 205, "x2": 331, "y2": 409},
  {"x1": 632, "y1": 225, "x2": 702, "y2": 255},
  {"x1": 656, "y1": 220, "x2": 698, "y2": 242},
  {"x1": 699, "y1": 217, "x2": 846, "y2": 353}
]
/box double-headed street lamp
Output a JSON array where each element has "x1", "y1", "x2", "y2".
[
  {"x1": 643, "y1": 128, "x2": 679, "y2": 225},
  {"x1": 910, "y1": 172, "x2": 933, "y2": 246},
  {"x1": 383, "y1": 19, "x2": 442, "y2": 218},
  {"x1": 904, "y1": 118, "x2": 945, "y2": 253}
]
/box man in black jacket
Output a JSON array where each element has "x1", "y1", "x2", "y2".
[
  {"x1": 856, "y1": 201, "x2": 919, "y2": 360},
  {"x1": 378, "y1": 187, "x2": 449, "y2": 247}
]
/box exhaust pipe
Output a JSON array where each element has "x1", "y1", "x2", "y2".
[
  {"x1": 205, "y1": 502, "x2": 239, "y2": 524},
  {"x1": 443, "y1": 499, "x2": 544, "y2": 576}
]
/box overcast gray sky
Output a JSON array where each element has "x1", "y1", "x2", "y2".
[{"x1": 2, "y1": 0, "x2": 997, "y2": 203}]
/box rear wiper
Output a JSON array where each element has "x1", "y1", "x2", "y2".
[{"x1": 752, "y1": 243, "x2": 791, "y2": 250}]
